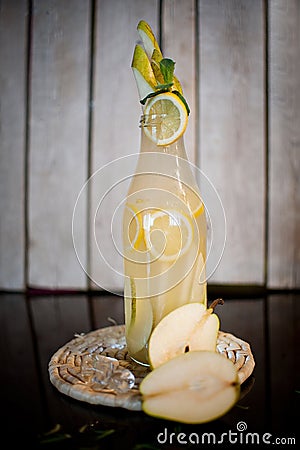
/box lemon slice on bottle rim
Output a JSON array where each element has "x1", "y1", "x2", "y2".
[{"x1": 143, "y1": 92, "x2": 188, "y2": 146}]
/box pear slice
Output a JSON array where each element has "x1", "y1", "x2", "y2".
[
  {"x1": 140, "y1": 351, "x2": 240, "y2": 424},
  {"x1": 138, "y1": 20, "x2": 183, "y2": 95},
  {"x1": 131, "y1": 44, "x2": 156, "y2": 101},
  {"x1": 151, "y1": 49, "x2": 183, "y2": 95},
  {"x1": 126, "y1": 297, "x2": 153, "y2": 357},
  {"x1": 137, "y1": 20, "x2": 162, "y2": 60},
  {"x1": 150, "y1": 48, "x2": 165, "y2": 85},
  {"x1": 148, "y1": 301, "x2": 222, "y2": 369},
  {"x1": 125, "y1": 278, "x2": 153, "y2": 359}
]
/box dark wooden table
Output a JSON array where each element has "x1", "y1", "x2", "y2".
[{"x1": 0, "y1": 290, "x2": 299, "y2": 449}]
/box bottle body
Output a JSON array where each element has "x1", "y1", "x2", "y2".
[{"x1": 123, "y1": 117, "x2": 207, "y2": 365}]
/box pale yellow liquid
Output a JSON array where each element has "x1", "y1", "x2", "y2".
[{"x1": 123, "y1": 140, "x2": 207, "y2": 365}]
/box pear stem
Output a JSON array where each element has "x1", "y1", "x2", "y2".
[{"x1": 209, "y1": 298, "x2": 224, "y2": 311}]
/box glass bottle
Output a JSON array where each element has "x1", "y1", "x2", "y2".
[{"x1": 123, "y1": 113, "x2": 207, "y2": 365}]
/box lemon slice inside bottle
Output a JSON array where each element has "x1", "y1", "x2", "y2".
[
  {"x1": 143, "y1": 92, "x2": 188, "y2": 146},
  {"x1": 192, "y1": 202, "x2": 205, "y2": 218},
  {"x1": 143, "y1": 210, "x2": 193, "y2": 262},
  {"x1": 126, "y1": 204, "x2": 144, "y2": 250}
]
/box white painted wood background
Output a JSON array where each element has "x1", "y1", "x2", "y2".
[{"x1": 0, "y1": 0, "x2": 299, "y2": 291}]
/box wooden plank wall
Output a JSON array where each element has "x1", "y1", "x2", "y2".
[
  {"x1": 268, "y1": 0, "x2": 300, "y2": 288},
  {"x1": 28, "y1": 0, "x2": 90, "y2": 289},
  {"x1": 0, "y1": 0, "x2": 27, "y2": 289},
  {"x1": 199, "y1": 0, "x2": 266, "y2": 284},
  {"x1": 0, "y1": 0, "x2": 299, "y2": 291}
]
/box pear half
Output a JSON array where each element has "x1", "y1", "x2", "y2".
[
  {"x1": 148, "y1": 302, "x2": 220, "y2": 369},
  {"x1": 140, "y1": 351, "x2": 240, "y2": 424}
]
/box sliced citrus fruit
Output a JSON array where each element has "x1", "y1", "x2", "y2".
[
  {"x1": 125, "y1": 204, "x2": 145, "y2": 250},
  {"x1": 143, "y1": 209, "x2": 193, "y2": 262},
  {"x1": 185, "y1": 187, "x2": 205, "y2": 219},
  {"x1": 143, "y1": 92, "x2": 188, "y2": 146},
  {"x1": 192, "y1": 202, "x2": 205, "y2": 218}
]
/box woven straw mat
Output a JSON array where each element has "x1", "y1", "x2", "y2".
[{"x1": 49, "y1": 324, "x2": 255, "y2": 411}]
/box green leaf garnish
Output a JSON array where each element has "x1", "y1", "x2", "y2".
[
  {"x1": 140, "y1": 89, "x2": 190, "y2": 116},
  {"x1": 155, "y1": 82, "x2": 173, "y2": 90},
  {"x1": 94, "y1": 429, "x2": 115, "y2": 440},
  {"x1": 140, "y1": 89, "x2": 170, "y2": 105},
  {"x1": 173, "y1": 90, "x2": 190, "y2": 115},
  {"x1": 160, "y1": 58, "x2": 175, "y2": 84}
]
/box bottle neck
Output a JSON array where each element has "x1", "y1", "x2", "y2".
[
  {"x1": 139, "y1": 117, "x2": 189, "y2": 160},
  {"x1": 132, "y1": 115, "x2": 198, "y2": 192}
]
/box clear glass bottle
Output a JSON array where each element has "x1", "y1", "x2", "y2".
[{"x1": 123, "y1": 114, "x2": 207, "y2": 365}]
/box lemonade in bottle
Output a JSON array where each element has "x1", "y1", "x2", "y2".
[{"x1": 123, "y1": 21, "x2": 207, "y2": 365}]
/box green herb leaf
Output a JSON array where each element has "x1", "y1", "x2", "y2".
[
  {"x1": 39, "y1": 433, "x2": 71, "y2": 444},
  {"x1": 155, "y1": 82, "x2": 173, "y2": 91},
  {"x1": 43, "y1": 424, "x2": 62, "y2": 436},
  {"x1": 173, "y1": 90, "x2": 190, "y2": 116},
  {"x1": 94, "y1": 429, "x2": 115, "y2": 440},
  {"x1": 140, "y1": 88, "x2": 170, "y2": 105},
  {"x1": 160, "y1": 58, "x2": 175, "y2": 84}
]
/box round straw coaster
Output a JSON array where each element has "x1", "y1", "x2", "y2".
[{"x1": 49, "y1": 325, "x2": 255, "y2": 411}]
